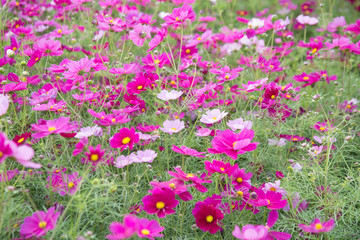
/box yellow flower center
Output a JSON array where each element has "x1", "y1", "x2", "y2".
[
  {"x1": 170, "y1": 127, "x2": 177, "y2": 131},
  {"x1": 156, "y1": 201, "x2": 165, "y2": 209},
  {"x1": 175, "y1": 17, "x2": 179, "y2": 21},
  {"x1": 303, "y1": 77, "x2": 309, "y2": 80},
  {"x1": 109, "y1": 19, "x2": 113, "y2": 23},
  {"x1": 0, "y1": 151, "x2": 3, "y2": 157},
  {"x1": 315, "y1": 223, "x2": 322, "y2": 230},
  {"x1": 48, "y1": 127, "x2": 56, "y2": 132},
  {"x1": 267, "y1": 199, "x2": 271, "y2": 205},
  {"x1": 312, "y1": 48, "x2": 317, "y2": 54},
  {"x1": 319, "y1": 127, "x2": 325, "y2": 131},
  {"x1": 236, "y1": 177, "x2": 243, "y2": 183},
  {"x1": 271, "y1": 95, "x2": 276, "y2": 99},
  {"x1": 137, "y1": 85, "x2": 143, "y2": 90},
  {"x1": 187, "y1": 173, "x2": 194, "y2": 178},
  {"x1": 13, "y1": 47, "x2": 17, "y2": 51},
  {"x1": 170, "y1": 80, "x2": 176, "y2": 85},
  {"x1": 237, "y1": 191, "x2": 243, "y2": 197},
  {"x1": 270, "y1": 65, "x2": 274, "y2": 69},
  {"x1": 68, "y1": 182, "x2": 74, "y2": 188},
  {"x1": 169, "y1": 183, "x2": 176, "y2": 189},
  {"x1": 347, "y1": 104, "x2": 351, "y2": 109},
  {"x1": 212, "y1": 117, "x2": 217, "y2": 120},
  {"x1": 122, "y1": 137, "x2": 131, "y2": 144},
  {"x1": 270, "y1": 187, "x2": 276, "y2": 192},
  {"x1": 141, "y1": 229, "x2": 150, "y2": 235},
  {"x1": 197, "y1": 37, "x2": 202, "y2": 41},
  {"x1": 175, "y1": 116, "x2": 179, "y2": 119},
  {"x1": 38, "y1": 221, "x2": 47, "y2": 229},
  {"x1": 57, "y1": 29, "x2": 62, "y2": 33},
  {"x1": 186, "y1": 49, "x2": 191, "y2": 54},
  {"x1": 220, "y1": 167, "x2": 225, "y2": 171},
  {"x1": 154, "y1": 59, "x2": 160, "y2": 64},
  {"x1": 90, "y1": 154, "x2": 99, "y2": 161},
  {"x1": 112, "y1": 118, "x2": 116, "y2": 123},
  {"x1": 322, "y1": 74, "x2": 327, "y2": 77},
  {"x1": 18, "y1": 138, "x2": 25, "y2": 143},
  {"x1": 292, "y1": 138, "x2": 298, "y2": 141},
  {"x1": 286, "y1": 94, "x2": 291, "y2": 98},
  {"x1": 225, "y1": 75, "x2": 230, "y2": 79},
  {"x1": 206, "y1": 215, "x2": 214, "y2": 223}
]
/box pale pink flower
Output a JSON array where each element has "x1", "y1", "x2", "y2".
[
  {"x1": 0, "y1": 94, "x2": 9, "y2": 116},
  {"x1": 157, "y1": 90, "x2": 183, "y2": 101},
  {"x1": 160, "y1": 119, "x2": 185, "y2": 135},
  {"x1": 227, "y1": 118, "x2": 252, "y2": 131},
  {"x1": 296, "y1": 15, "x2": 319, "y2": 25},
  {"x1": 200, "y1": 109, "x2": 228, "y2": 124}
]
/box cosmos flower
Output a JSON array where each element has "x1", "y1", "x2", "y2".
[
  {"x1": 171, "y1": 145, "x2": 206, "y2": 157},
  {"x1": 200, "y1": 109, "x2": 228, "y2": 124},
  {"x1": 31, "y1": 117, "x2": 76, "y2": 139},
  {"x1": 296, "y1": 14, "x2": 319, "y2": 25},
  {"x1": 20, "y1": 207, "x2": 60, "y2": 239},
  {"x1": 109, "y1": 127, "x2": 140, "y2": 151},
  {"x1": 298, "y1": 218, "x2": 335, "y2": 233},
  {"x1": 142, "y1": 187, "x2": 179, "y2": 218},
  {"x1": 208, "y1": 128, "x2": 259, "y2": 160},
  {"x1": 192, "y1": 195, "x2": 224, "y2": 234},
  {"x1": 156, "y1": 89, "x2": 183, "y2": 101},
  {"x1": 227, "y1": 118, "x2": 252, "y2": 131},
  {"x1": 160, "y1": 119, "x2": 185, "y2": 135}
]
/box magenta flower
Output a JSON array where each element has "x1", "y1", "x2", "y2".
[
  {"x1": 84, "y1": 145, "x2": 105, "y2": 166},
  {"x1": 137, "y1": 218, "x2": 165, "y2": 239},
  {"x1": 192, "y1": 195, "x2": 224, "y2": 234},
  {"x1": 150, "y1": 178, "x2": 193, "y2": 201},
  {"x1": 148, "y1": 28, "x2": 167, "y2": 52},
  {"x1": 47, "y1": 172, "x2": 82, "y2": 196},
  {"x1": 204, "y1": 160, "x2": 238, "y2": 176},
  {"x1": 109, "y1": 127, "x2": 140, "y2": 151},
  {"x1": 266, "y1": 210, "x2": 292, "y2": 240},
  {"x1": 27, "y1": 50, "x2": 42, "y2": 67},
  {"x1": 142, "y1": 187, "x2": 179, "y2": 218},
  {"x1": 162, "y1": 4, "x2": 196, "y2": 29},
  {"x1": 34, "y1": 38, "x2": 63, "y2": 56},
  {"x1": 31, "y1": 117, "x2": 76, "y2": 139},
  {"x1": 19, "y1": 207, "x2": 60, "y2": 239},
  {"x1": 327, "y1": 16, "x2": 346, "y2": 33},
  {"x1": 172, "y1": 145, "x2": 206, "y2": 157},
  {"x1": 208, "y1": 128, "x2": 259, "y2": 160},
  {"x1": 250, "y1": 189, "x2": 287, "y2": 210},
  {"x1": 72, "y1": 137, "x2": 88, "y2": 156},
  {"x1": 107, "y1": 215, "x2": 139, "y2": 240},
  {"x1": 168, "y1": 167, "x2": 212, "y2": 193},
  {"x1": 62, "y1": 57, "x2": 94, "y2": 81},
  {"x1": 231, "y1": 168, "x2": 253, "y2": 190},
  {"x1": 298, "y1": 218, "x2": 335, "y2": 233},
  {"x1": 312, "y1": 121, "x2": 334, "y2": 132},
  {"x1": 129, "y1": 24, "x2": 151, "y2": 47}
]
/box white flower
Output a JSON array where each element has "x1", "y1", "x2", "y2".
[
  {"x1": 268, "y1": 138, "x2": 287, "y2": 146},
  {"x1": 75, "y1": 126, "x2": 103, "y2": 139},
  {"x1": 296, "y1": 15, "x2": 319, "y2": 25},
  {"x1": 157, "y1": 90, "x2": 183, "y2": 101},
  {"x1": 248, "y1": 18, "x2": 264, "y2": 29},
  {"x1": 200, "y1": 109, "x2": 228, "y2": 124},
  {"x1": 130, "y1": 149, "x2": 157, "y2": 163}
]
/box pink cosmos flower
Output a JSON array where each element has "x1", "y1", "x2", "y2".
[
  {"x1": 109, "y1": 127, "x2": 140, "y2": 151},
  {"x1": 263, "y1": 180, "x2": 286, "y2": 196},
  {"x1": 84, "y1": 145, "x2": 105, "y2": 166},
  {"x1": 107, "y1": 215, "x2": 139, "y2": 240},
  {"x1": 327, "y1": 16, "x2": 346, "y2": 33},
  {"x1": 231, "y1": 168, "x2": 253, "y2": 189},
  {"x1": 34, "y1": 38, "x2": 63, "y2": 56},
  {"x1": 232, "y1": 225, "x2": 268, "y2": 240},
  {"x1": 296, "y1": 14, "x2": 319, "y2": 25},
  {"x1": 172, "y1": 145, "x2": 206, "y2": 157},
  {"x1": 0, "y1": 94, "x2": 9, "y2": 116},
  {"x1": 148, "y1": 28, "x2": 167, "y2": 52},
  {"x1": 19, "y1": 207, "x2": 60, "y2": 239},
  {"x1": 186, "y1": 30, "x2": 212, "y2": 48},
  {"x1": 162, "y1": 4, "x2": 196, "y2": 29},
  {"x1": 72, "y1": 137, "x2": 88, "y2": 156},
  {"x1": 312, "y1": 121, "x2": 334, "y2": 132},
  {"x1": 27, "y1": 50, "x2": 42, "y2": 67},
  {"x1": 129, "y1": 24, "x2": 151, "y2": 47},
  {"x1": 114, "y1": 155, "x2": 133, "y2": 168},
  {"x1": 160, "y1": 119, "x2": 185, "y2": 135},
  {"x1": 75, "y1": 126, "x2": 103, "y2": 139},
  {"x1": 142, "y1": 187, "x2": 179, "y2": 218},
  {"x1": 47, "y1": 172, "x2": 82, "y2": 196},
  {"x1": 200, "y1": 109, "x2": 228, "y2": 124},
  {"x1": 208, "y1": 128, "x2": 259, "y2": 160},
  {"x1": 227, "y1": 118, "x2": 252, "y2": 131},
  {"x1": 129, "y1": 149, "x2": 158, "y2": 163},
  {"x1": 192, "y1": 195, "x2": 224, "y2": 234},
  {"x1": 0, "y1": 169, "x2": 19, "y2": 182},
  {"x1": 156, "y1": 89, "x2": 183, "y2": 101},
  {"x1": 250, "y1": 189, "x2": 287, "y2": 210},
  {"x1": 62, "y1": 57, "x2": 94, "y2": 81},
  {"x1": 204, "y1": 160, "x2": 238, "y2": 176},
  {"x1": 195, "y1": 127, "x2": 213, "y2": 137},
  {"x1": 150, "y1": 178, "x2": 193, "y2": 201},
  {"x1": 298, "y1": 218, "x2": 335, "y2": 233},
  {"x1": 31, "y1": 117, "x2": 76, "y2": 139},
  {"x1": 168, "y1": 167, "x2": 211, "y2": 193},
  {"x1": 109, "y1": 63, "x2": 138, "y2": 75}
]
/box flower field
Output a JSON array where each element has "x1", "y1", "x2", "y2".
[{"x1": 1, "y1": 0, "x2": 360, "y2": 239}]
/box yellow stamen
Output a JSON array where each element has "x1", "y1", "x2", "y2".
[
  {"x1": 169, "y1": 183, "x2": 176, "y2": 189},
  {"x1": 122, "y1": 137, "x2": 131, "y2": 144},
  {"x1": 18, "y1": 138, "x2": 25, "y2": 143},
  {"x1": 48, "y1": 127, "x2": 56, "y2": 132},
  {"x1": 90, "y1": 154, "x2": 99, "y2": 161},
  {"x1": 315, "y1": 223, "x2": 322, "y2": 230},
  {"x1": 137, "y1": 85, "x2": 143, "y2": 90},
  {"x1": 68, "y1": 182, "x2": 74, "y2": 188},
  {"x1": 156, "y1": 201, "x2": 165, "y2": 209},
  {"x1": 197, "y1": 37, "x2": 201, "y2": 41},
  {"x1": 206, "y1": 215, "x2": 214, "y2": 223},
  {"x1": 38, "y1": 221, "x2": 47, "y2": 229},
  {"x1": 141, "y1": 229, "x2": 150, "y2": 235},
  {"x1": 236, "y1": 177, "x2": 243, "y2": 183}
]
